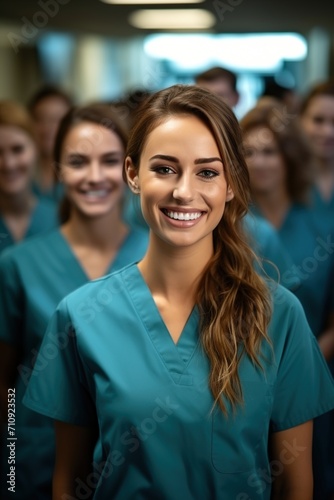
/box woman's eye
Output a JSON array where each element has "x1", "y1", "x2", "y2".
[
  {"x1": 199, "y1": 169, "x2": 219, "y2": 179},
  {"x1": 312, "y1": 116, "x2": 325, "y2": 125},
  {"x1": 243, "y1": 149, "x2": 253, "y2": 158},
  {"x1": 153, "y1": 166, "x2": 174, "y2": 175},
  {"x1": 104, "y1": 157, "x2": 122, "y2": 166},
  {"x1": 263, "y1": 148, "x2": 278, "y2": 156},
  {"x1": 67, "y1": 159, "x2": 85, "y2": 168},
  {"x1": 12, "y1": 145, "x2": 25, "y2": 154}
]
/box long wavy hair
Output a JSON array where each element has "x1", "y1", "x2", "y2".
[
  {"x1": 124, "y1": 85, "x2": 272, "y2": 413},
  {"x1": 54, "y1": 103, "x2": 129, "y2": 223}
]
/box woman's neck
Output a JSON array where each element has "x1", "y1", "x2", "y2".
[
  {"x1": 316, "y1": 157, "x2": 334, "y2": 200},
  {"x1": 138, "y1": 234, "x2": 212, "y2": 303},
  {"x1": 252, "y1": 189, "x2": 291, "y2": 229},
  {"x1": 0, "y1": 190, "x2": 36, "y2": 216},
  {"x1": 61, "y1": 207, "x2": 128, "y2": 251},
  {"x1": 36, "y1": 156, "x2": 57, "y2": 191},
  {"x1": 316, "y1": 156, "x2": 334, "y2": 175}
]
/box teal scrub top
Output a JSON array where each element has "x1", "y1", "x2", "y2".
[
  {"x1": 0, "y1": 227, "x2": 148, "y2": 500},
  {"x1": 0, "y1": 198, "x2": 59, "y2": 254},
  {"x1": 122, "y1": 188, "x2": 148, "y2": 230},
  {"x1": 32, "y1": 180, "x2": 64, "y2": 204},
  {"x1": 312, "y1": 185, "x2": 334, "y2": 215},
  {"x1": 251, "y1": 204, "x2": 334, "y2": 337},
  {"x1": 243, "y1": 213, "x2": 298, "y2": 289},
  {"x1": 277, "y1": 205, "x2": 334, "y2": 336},
  {"x1": 23, "y1": 263, "x2": 334, "y2": 500}
]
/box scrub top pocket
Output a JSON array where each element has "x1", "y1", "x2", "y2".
[{"x1": 211, "y1": 380, "x2": 272, "y2": 474}]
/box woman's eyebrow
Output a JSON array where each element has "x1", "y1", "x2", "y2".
[
  {"x1": 149, "y1": 154, "x2": 223, "y2": 164},
  {"x1": 149, "y1": 154, "x2": 178, "y2": 162},
  {"x1": 194, "y1": 157, "x2": 223, "y2": 164}
]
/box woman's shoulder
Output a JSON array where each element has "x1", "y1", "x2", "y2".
[
  {"x1": 61, "y1": 261, "x2": 137, "y2": 311},
  {"x1": 267, "y1": 281, "x2": 313, "y2": 344},
  {"x1": 269, "y1": 281, "x2": 306, "y2": 316},
  {"x1": 0, "y1": 228, "x2": 61, "y2": 268}
]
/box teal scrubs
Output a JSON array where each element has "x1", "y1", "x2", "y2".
[
  {"x1": 32, "y1": 181, "x2": 64, "y2": 204},
  {"x1": 0, "y1": 228, "x2": 148, "y2": 500},
  {"x1": 251, "y1": 203, "x2": 334, "y2": 498},
  {"x1": 251, "y1": 204, "x2": 334, "y2": 337},
  {"x1": 122, "y1": 188, "x2": 148, "y2": 230},
  {"x1": 23, "y1": 263, "x2": 334, "y2": 500},
  {"x1": 277, "y1": 205, "x2": 334, "y2": 337},
  {"x1": 243, "y1": 213, "x2": 298, "y2": 288},
  {"x1": 0, "y1": 198, "x2": 59, "y2": 254},
  {"x1": 312, "y1": 185, "x2": 334, "y2": 215}
]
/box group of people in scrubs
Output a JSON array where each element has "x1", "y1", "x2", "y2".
[
  {"x1": 0, "y1": 101, "x2": 148, "y2": 498},
  {"x1": 0, "y1": 75, "x2": 333, "y2": 500}
]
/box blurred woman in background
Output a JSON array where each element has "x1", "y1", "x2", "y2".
[
  {"x1": 0, "y1": 103, "x2": 148, "y2": 500},
  {"x1": 0, "y1": 99, "x2": 58, "y2": 254},
  {"x1": 299, "y1": 79, "x2": 334, "y2": 215},
  {"x1": 28, "y1": 84, "x2": 72, "y2": 202},
  {"x1": 240, "y1": 102, "x2": 334, "y2": 500}
]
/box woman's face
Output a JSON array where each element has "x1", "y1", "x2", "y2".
[
  {"x1": 0, "y1": 125, "x2": 36, "y2": 196},
  {"x1": 32, "y1": 96, "x2": 70, "y2": 158},
  {"x1": 243, "y1": 126, "x2": 287, "y2": 197},
  {"x1": 59, "y1": 121, "x2": 125, "y2": 219},
  {"x1": 301, "y1": 95, "x2": 334, "y2": 162},
  {"x1": 126, "y1": 114, "x2": 234, "y2": 250}
]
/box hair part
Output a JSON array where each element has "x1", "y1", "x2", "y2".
[{"x1": 125, "y1": 84, "x2": 272, "y2": 414}]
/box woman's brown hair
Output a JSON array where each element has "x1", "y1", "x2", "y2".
[
  {"x1": 240, "y1": 102, "x2": 314, "y2": 205},
  {"x1": 0, "y1": 100, "x2": 37, "y2": 142},
  {"x1": 299, "y1": 79, "x2": 334, "y2": 115},
  {"x1": 124, "y1": 84, "x2": 272, "y2": 414},
  {"x1": 54, "y1": 103, "x2": 128, "y2": 223}
]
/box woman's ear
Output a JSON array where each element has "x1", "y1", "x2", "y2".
[
  {"x1": 125, "y1": 157, "x2": 140, "y2": 194},
  {"x1": 226, "y1": 185, "x2": 234, "y2": 202}
]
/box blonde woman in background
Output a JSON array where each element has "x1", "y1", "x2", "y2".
[{"x1": 0, "y1": 100, "x2": 58, "y2": 254}]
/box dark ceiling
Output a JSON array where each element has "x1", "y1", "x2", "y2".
[{"x1": 1, "y1": 0, "x2": 334, "y2": 38}]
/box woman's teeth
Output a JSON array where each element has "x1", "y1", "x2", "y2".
[
  {"x1": 83, "y1": 190, "x2": 108, "y2": 198},
  {"x1": 165, "y1": 210, "x2": 202, "y2": 221}
]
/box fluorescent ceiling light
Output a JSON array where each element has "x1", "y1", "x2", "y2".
[
  {"x1": 129, "y1": 9, "x2": 215, "y2": 29},
  {"x1": 144, "y1": 33, "x2": 307, "y2": 71},
  {"x1": 102, "y1": 0, "x2": 204, "y2": 4}
]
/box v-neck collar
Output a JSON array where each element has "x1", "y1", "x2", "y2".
[
  {"x1": 124, "y1": 264, "x2": 200, "y2": 386},
  {"x1": 58, "y1": 228, "x2": 139, "y2": 281},
  {"x1": 0, "y1": 200, "x2": 42, "y2": 248}
]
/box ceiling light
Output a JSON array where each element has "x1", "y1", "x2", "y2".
[
  {"x1": 129, "y1": 9, "x2": 215, "y2": 29},
  {"x1": 102, "y1": 0, "x2": 204, "y2": 4},
  {"x1": 144, "y1": 33, "x2": 307, "y2": 71}
]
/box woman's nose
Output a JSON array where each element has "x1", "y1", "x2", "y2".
[
  {"x1": 86, "y1": 162, "x2": 104, "y2": 183},
  {"x1": 172, "y1": 175, "x2": 195, "y2": 202}
]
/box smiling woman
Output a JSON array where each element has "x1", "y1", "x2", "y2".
[
  {"x1": 125, "y1": 114, "x2": 234, "y2": 252},
  {"x1": 22, "y1": 85, "x2": 334, "y2": 500},
  {"x1": 0, "y1": 103, "x2": 148, "y2": 500},
  {"x1": 0, "y1": 100, "x2": 58, "y2": 253}
]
